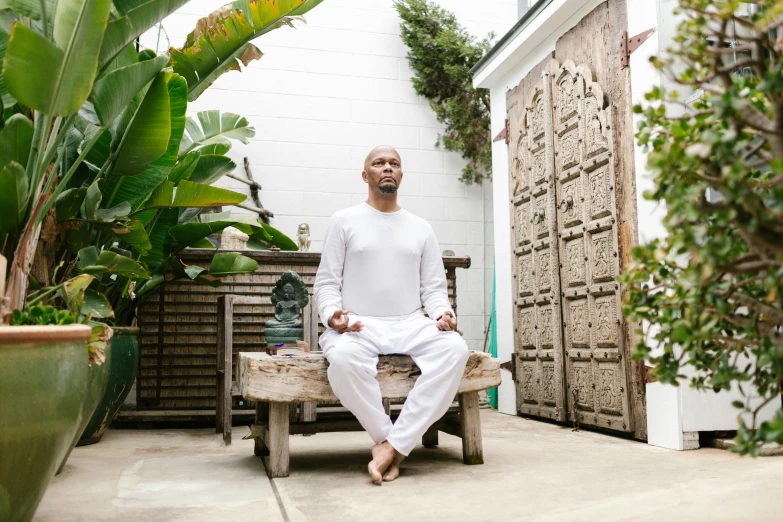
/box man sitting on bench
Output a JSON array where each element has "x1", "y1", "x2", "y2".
[{"x1": 314, "y1": 145, "x2": 470, "y2": 485}]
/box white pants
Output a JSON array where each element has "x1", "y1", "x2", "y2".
[{"x1": 319, "y1": 312, "x2": 470, "y2": 456}]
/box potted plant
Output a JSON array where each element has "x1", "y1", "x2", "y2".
[{"x1": 0, "y1": 1, "x2": 323, "y2": 519}]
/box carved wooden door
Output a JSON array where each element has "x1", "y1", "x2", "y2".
[
  {"x1": 552, "y1": 60, "x2": 631, "y2": 432},
  {"x1": 508, "y1": 67, "x2": 566, "y2": 422},
  {"x1": 507, "y1": 59, "x2": 632, "y2": 433}
]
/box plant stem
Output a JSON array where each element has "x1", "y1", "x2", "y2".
[
  {"x1": 30, "y1": 112, "x2": 52, "y2": 206},
  {"x1": 39, "y1": 0, "x2": 49, "y2": 39},
  {"x1": 35, "y1": 128, "x2": 104, "y2": 226},
  {"x1": 25, "y1": 111, "x2": 45, "y2": 188},
  {"x1": 26, "y1": 284, "x2": 61, "y2": 307},
  {"x1": 36, "y1": 114, "x2": 75, "y2": 183}
]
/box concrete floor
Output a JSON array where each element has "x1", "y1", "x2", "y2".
[{"x1": 35, "y1": 410, "x2": 783, "y2": 522}]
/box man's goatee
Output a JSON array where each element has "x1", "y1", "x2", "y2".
[{"x1": 379, "y1": 186, "x2": 398, "y2": 194}]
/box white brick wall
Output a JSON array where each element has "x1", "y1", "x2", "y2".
[{"x1": 141, "y1": 0, "x2": 516, "y2": 350}]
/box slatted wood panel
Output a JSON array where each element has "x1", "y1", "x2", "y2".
[{"x1": 136, "y1": 250, "x2": 470, "y2": 411}]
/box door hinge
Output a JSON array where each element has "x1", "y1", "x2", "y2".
[
  {"x1": 494, "y1": 118, "x2": 510, "y2": 144},
  {"x1": 620, "y1": 28, "x2": 655, "y2": 68},
  {"x1": 500, "y1": 357, "x2": 516, "y2": 381}
]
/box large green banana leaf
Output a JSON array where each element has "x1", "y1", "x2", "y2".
[
  {"x1": 99, "y1": 0, "x2": 192, "y2": 68},
  {"x1": 0, "y1": 113, "x2": 33, "y2": 170},
  {"x1": 91, "y1": 54, "x2": 169, "y2": 127},
  {"x1": 109, "y1": 70, "x2": 171, "y2": 177},
  {"x1": 250, "y1": 221, "x2": 298, "y2": 251},
  {"x1": 143, "y1": 179, "x2": 245, "y2": 209},
  {"x1": 142, "y1": 207, "x2": 178, "y2": 269},
  {"x1": 112, "y1": 0, "x2": 153, "y2": 16},
  {"x1": 179, "y1": 110, "x2": 254, "y2": 154},
  {"x1": 0, "y1": 26, "x2": 15, "y2": 108},
  {"x1": 207, "y1": 252, "x2": 258, "y2": 277},
  {"x1": 166, "y1": 150, "x2": 200, "y2": 184},
  {"x1": 80, "y1": 249, "x2": 151, "y2": 279},
  {"x1": 3, "y1": 0, "x2": 113, "y2": 116},
  {"x1": 168, "y1": 219, "x2": 237, "y2": 247},
  {"x1": 103, "y1": 72, "x2": 187, "y2": 210},
  {"x1": 170, "y1": 0, "x2": 324, "y2": 101},
  {"x1": 106, "y1": 219, "x2": 151, "y2": 254},
  {"x1": 0, "y1": 161, "x2": 27, "y2": 233},
  {"x1": 188, "y1": 154, "x2": 234, "y2": 185},
  {"x1": 171, "y1": 252, "x2": 258, "y2": 286},
  {"x1": 199, "y1": 211, "x2": 298, "y2": 251},
  {"x1": 171, "y1": 180, "x2": 245, "y2": 207}
]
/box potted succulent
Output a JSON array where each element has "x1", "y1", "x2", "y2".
[{"x1": 0, "y1": 0, "x2": 323, "y2": 520}]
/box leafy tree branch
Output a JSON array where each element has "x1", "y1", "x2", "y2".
[{"x1": 395, "y1": 0, "x2": 494, "y2": 184}]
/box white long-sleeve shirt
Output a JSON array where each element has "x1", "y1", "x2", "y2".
[{"x1": 314, "y1": 202, "x2": 454, "y2": 327}]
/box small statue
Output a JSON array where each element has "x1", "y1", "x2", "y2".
[
  {"x1": 264, "y1": 271, "x2": 309, "y2": 345},
  {"x1": 221, "y1": 226, "x2": 249, "y2": 250},
  {"x1": 297, "y1": 223, "x2": 311, "y2": 252},
  {"x1": 442, "y1": 249, "x2": 455, "y2": 257}
]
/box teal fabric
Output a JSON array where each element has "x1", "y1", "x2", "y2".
[{"x1": 489, "y1": 260, "x2": 498, "y2": 409}]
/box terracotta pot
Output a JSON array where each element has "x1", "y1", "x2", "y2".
[
  {"x1": 0, "y1": 325, "x2": 92, "y2": 522},
  {"x1": 78, "y1": 327, "x2": 138, "y2": 446}
]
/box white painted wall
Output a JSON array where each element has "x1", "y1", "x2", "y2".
[{"x1": 140, "y1": 0, "x2": 517, "y2": 351}]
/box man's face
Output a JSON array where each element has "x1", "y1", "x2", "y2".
[{"x1": 363, "y1": 148, "x2": 403, "y2": 194}]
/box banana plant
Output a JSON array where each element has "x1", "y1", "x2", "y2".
[
  {"x1": 0, "y1": 0, "x2": 321, "y2": 353},
  {"x1": 0, "y1": 0, "x2": 203, "y2": 322},
  {"x1": 170, "y1": 0, "x2": 324, "y2": 100}
]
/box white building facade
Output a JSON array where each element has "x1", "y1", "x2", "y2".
[
  {"x1": 141, "y1": 0, "x2": 518, "y2": 352},
  {"x1": 473, "y1": 0, "x2": 778, "y2": 449}
]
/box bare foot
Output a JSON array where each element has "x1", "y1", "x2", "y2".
[
  {"x1": 382, "y1": 452, "x2": 406, "y2": 482},
  {"x1": 368, "y1": 442, "x2": 395, "y2": 485}
]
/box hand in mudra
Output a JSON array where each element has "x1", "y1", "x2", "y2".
[
  {"x1": 436, "y1": 311, "x2": 457, "y2": 331},
  {"x1": 328, "y1": 310, "x2": 364, "y2": 333}
]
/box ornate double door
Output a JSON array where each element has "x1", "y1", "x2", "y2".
[{"x1": 507, "y1": 60, "x2": 632, "y2": 433}]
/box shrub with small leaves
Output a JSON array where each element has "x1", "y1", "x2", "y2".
[
  {"x1": 621, "y1": 0, "x2": 783, "y2": 456},
  {"x1": 395, "y1": 0, "x2": 493, "y2": 184}
]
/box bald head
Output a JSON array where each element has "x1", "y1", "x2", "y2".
[{"x1": 364, "y1": 145, "x2": 401, "y2": 171}]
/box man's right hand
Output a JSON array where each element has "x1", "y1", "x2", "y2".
[{"x1": 328, "y1": 309, "x2": 363, "y2": 334}]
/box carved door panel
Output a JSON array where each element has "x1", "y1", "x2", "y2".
[
  {"x1": 507, "y1": 68, "x2": 566, "y2": 422},
  {"x1": 553, "y1": 60, "x2": 631, "y2": 433},
  {"x1": 506, "y1": 58, "x2": 632, "y2": 433}
]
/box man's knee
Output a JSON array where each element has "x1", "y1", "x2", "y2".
[
  {"x1": 451, "y1": 337, "x2": 470, "y2": 366},
  {"x1": 326, "y1": 343, "x2": 368, "y2": 377},
  {"x1": 438, "y1": 334, "x2": 469, "y2": 368}
]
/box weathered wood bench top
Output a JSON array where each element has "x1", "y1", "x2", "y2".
[
  {"x1": 238, "y1": 351, "x2": 501, "y2": 403},
  {"x1": 238, "y1": 351, "x2": 501, "y2": 478}
]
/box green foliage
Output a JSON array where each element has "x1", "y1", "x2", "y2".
[
  {"x1": 0, "y1": 0, "x2": 308, "y2": 336},
  {"x1": 621, "y1": 0, "x2": 783, "y2": 455},
  {"x1": 395, "y1": 0, "x2": 493, "y2": 184},
  {"x1": 170, "y1": 0, "x2": 324, "y2": 101},
  {"x1": 11, "y1": 305, "x2": 77, "y2": 326}
]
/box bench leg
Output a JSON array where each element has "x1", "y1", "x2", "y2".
[
  {"x1": 458, "y1": 392, "x2": 483, "y2": 465},
  {"x1": 216, "y1": 295, "x2": 234, "y2": 444},
  {"x1": 254, "y1": 402, "x2": 269, "y2": 457},
  {"x1": 422, "y1": 427, "x2": 439, "y2": 448},
  {"x1": 263, "y1": 402, "x2": 290, "y2": 478}
]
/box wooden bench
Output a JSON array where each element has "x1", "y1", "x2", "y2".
[
  {"x1": 238, "y1": 351, "x2": 500, "y2": 478},
  {"x1": 215, "y1": 293, "x2": 320, "y2": 444}
]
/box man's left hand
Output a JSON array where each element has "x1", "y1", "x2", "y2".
[{"x1": 436, "y1": 311, "x2": 457, "y2": 331}]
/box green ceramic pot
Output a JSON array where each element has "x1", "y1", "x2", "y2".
[
  {"x1": 78, "y1": 327, "x2": 138, "y2": 446},
  {"x1": 0, "y1": 325, "x2": 92, "y2": 522},
  {"x1": 56, "y1": 340, "x2": 112, "y2": 474}
]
